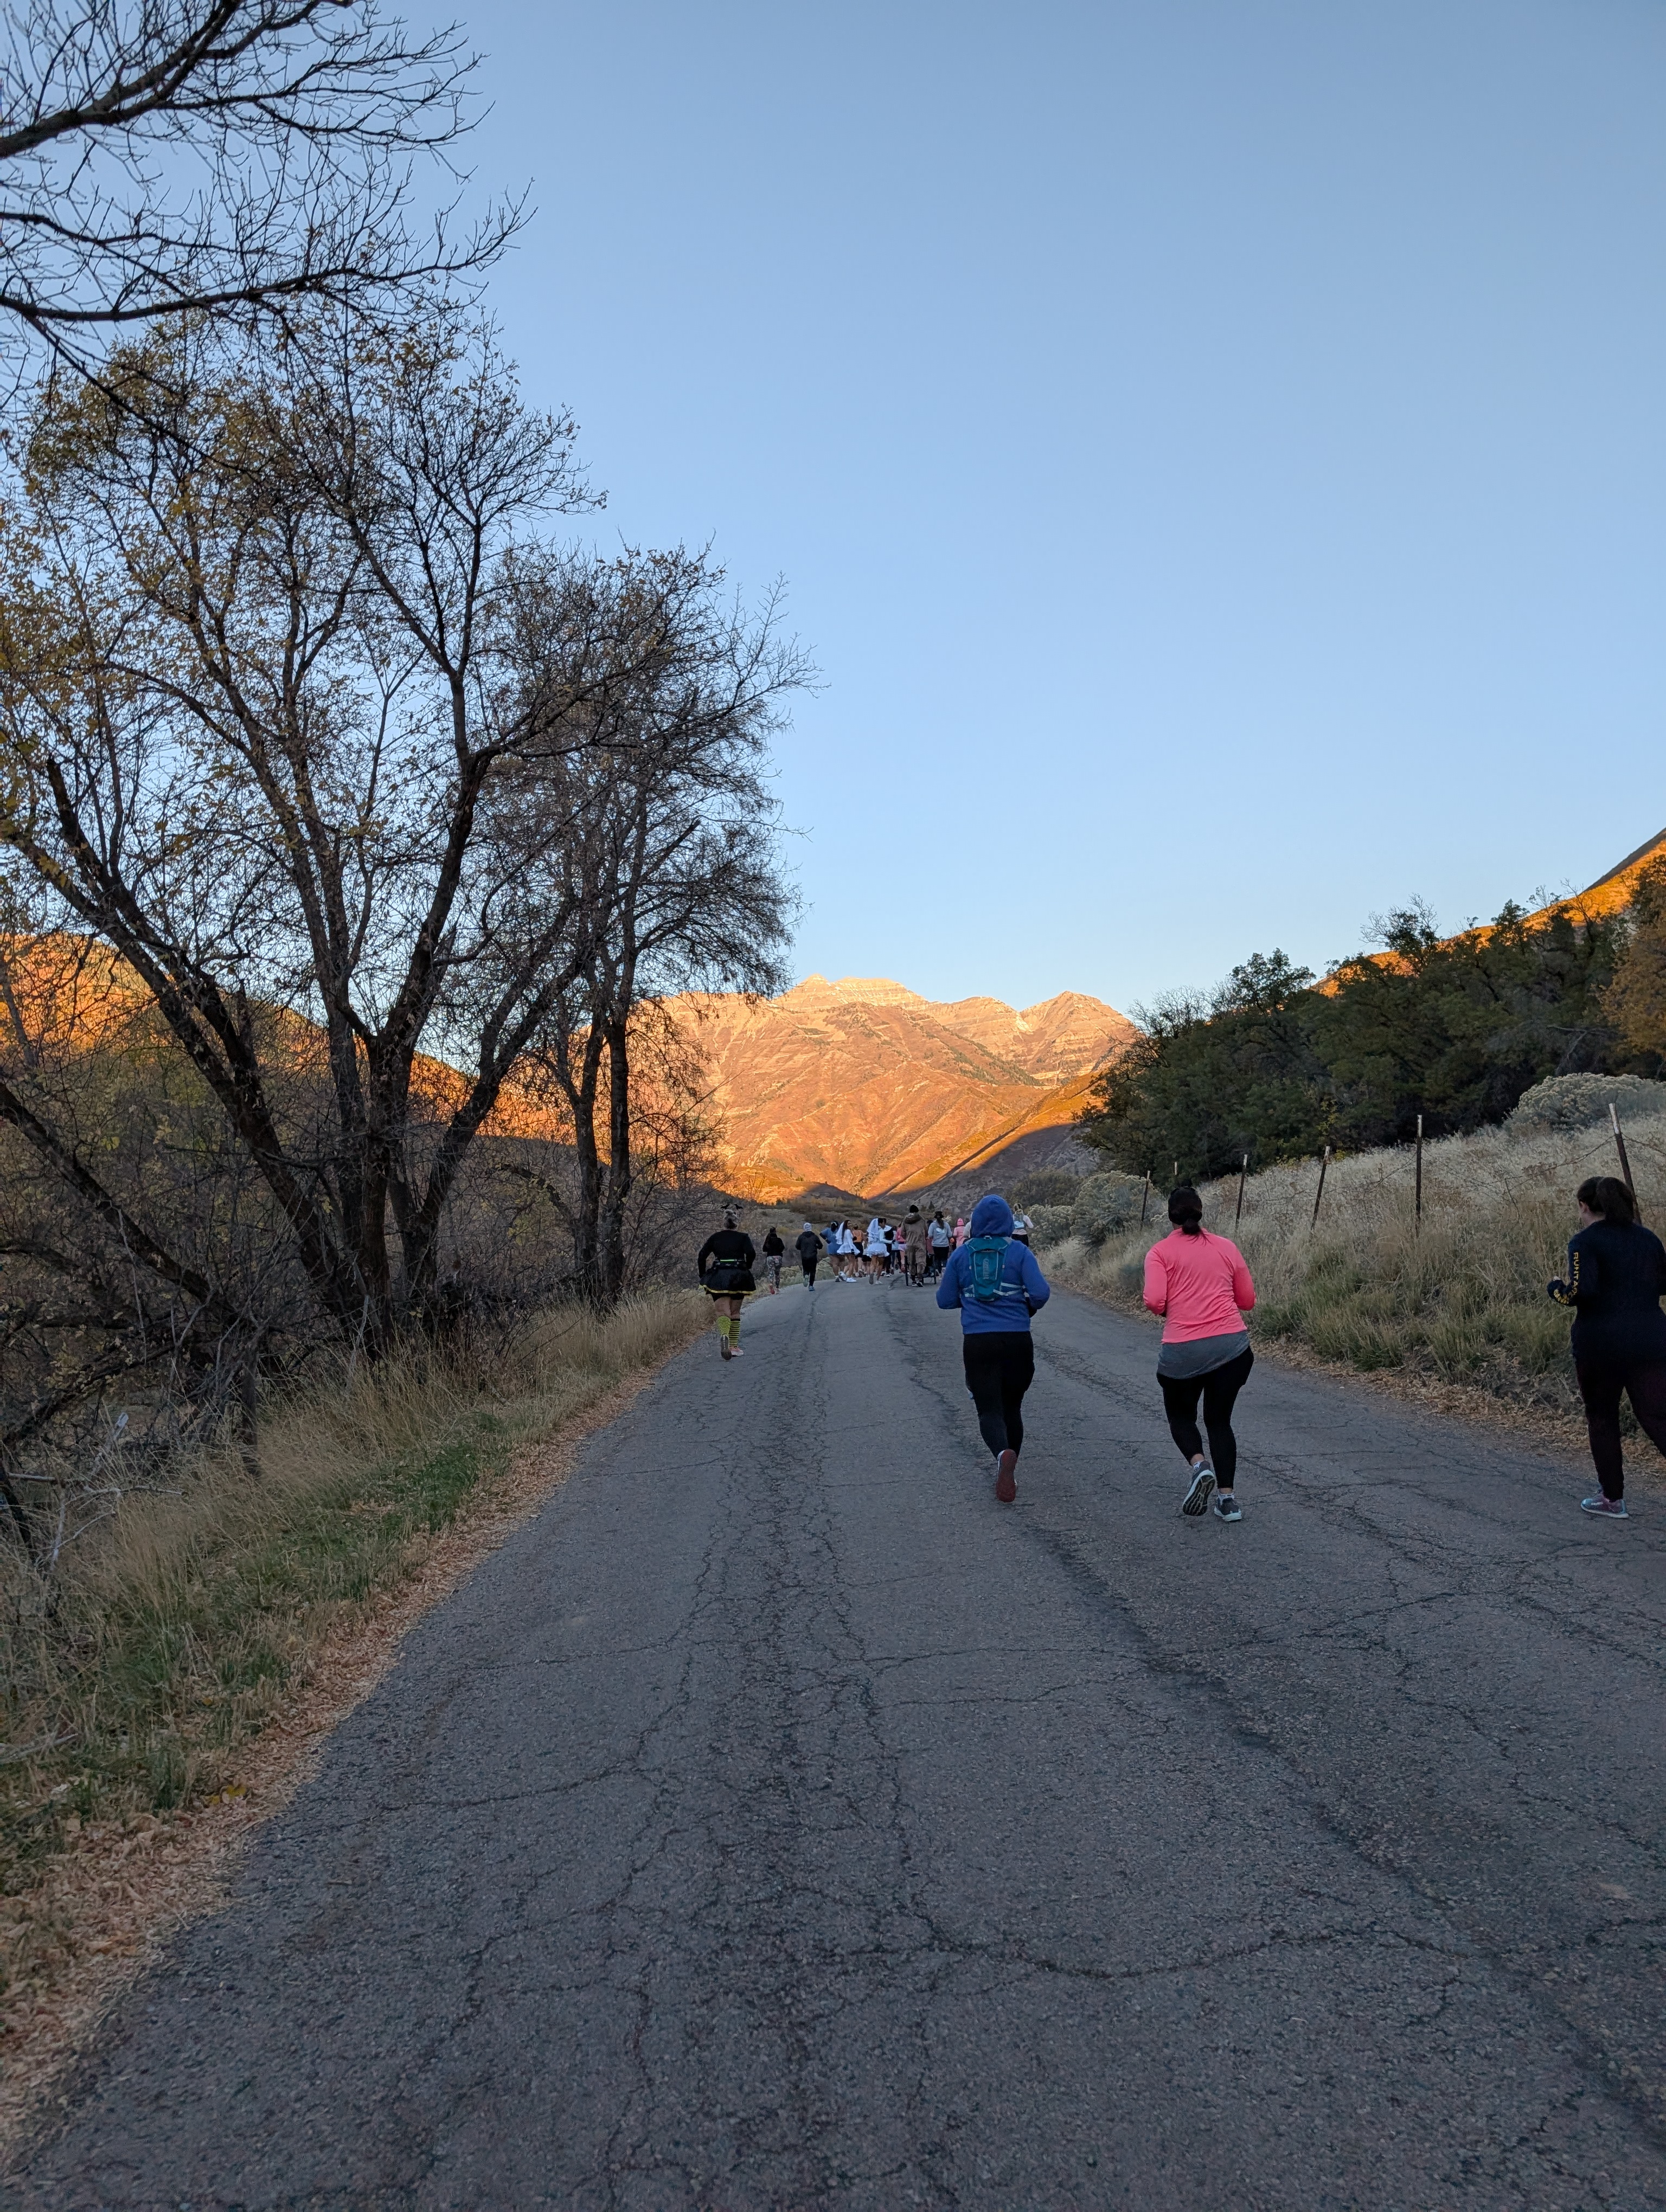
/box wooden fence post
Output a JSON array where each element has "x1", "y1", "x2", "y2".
[
  {"x1": 1311, "y1": 1144, "x2": 1331, "y2": 1229},
  {"x1": 1415, "y1": 1114, "x2": 1423, "y2": 1236},
  {"x1": 1611, "y1": 1103, "x2": 1643, "y2": 1221},
  {"x1": 1139, "y1": 1168, "x2": 1150, "y2": 1227},
  {"x1": 1234, "y1": 1152, "x2": 1248, "y2": 1231}
]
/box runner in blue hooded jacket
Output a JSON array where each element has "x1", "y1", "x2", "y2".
[{"x1": 937, "y1": 1192, "x2": 1050, "y2": 1502}]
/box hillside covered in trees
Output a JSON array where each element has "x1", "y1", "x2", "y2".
[{"x1": 1079, "y1": 841, "x2": 1666, "y2": 1180}]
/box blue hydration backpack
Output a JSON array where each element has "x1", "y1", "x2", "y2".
[{"x1": 966, "y1": 1233, "x2": 1010, "y2": 1301}]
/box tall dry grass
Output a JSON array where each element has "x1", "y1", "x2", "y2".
[
  {"x1": 1043, "y1": 1115, "x2": 1666, "y2": 1416},
  {"x1": 0, "y1": 1294, "x2": 704, "y2": 1985}
]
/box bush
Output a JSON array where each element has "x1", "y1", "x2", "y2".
[
  {"x1": 1029, "y1": 1171, "x2": 1150, "y2": 1249},
  {"x1": 1505, "y1": 1071, "x2": 1666, "y2": 1134}
]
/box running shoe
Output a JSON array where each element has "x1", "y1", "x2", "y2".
[
  {"x1": 1180, "y1": 1464, "x2": 1215, "y2": 1517},
  {"x1": 1580, "y1": 1494, "x2": 1628, "y2": 1518},
  {"x1": 1213, "y1": 1493, "x2": 1241, "y2": 1522},
  {"x1": 995, "y1": 1448, "x2": 1018, "y2": 1503},
  {"x1": 730, "y1": 1346, "x2": 744, "y2": 1358}
]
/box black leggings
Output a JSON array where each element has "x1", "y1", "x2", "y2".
[
  {"x1": 1575, "y1": 1355, "x2": 1666, "y2": 1499},
  {"x1": 803, "y1": 1256, "x2": 818, "y2": 1284},
  {"x1": 1159, "y1": 1347, "x2": 1254, "y2": 1487},
  {"x1": 964, "y1": 1332, "x2": 1035, "y2": 1457}
]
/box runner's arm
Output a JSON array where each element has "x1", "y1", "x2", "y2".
[
  {"x1": 1017, "y1": 1245, "x2": 1050, "y2": 1312},
  {"x1": 934, "y1": 1251, "x2": 964, "y2": 1309},
  {"x1": 1230, "y1": 1251, "x2": 1256, "y2": 1310},
  {"x1": 1142, "y1": 1246, "x2": 1169, "y2": 1315},
  {"x1": 1548, "y1": 1240, "x2": 1591, "y2": 1306}
]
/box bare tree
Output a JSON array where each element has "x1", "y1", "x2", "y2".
[
  {"x1": 0, "y1": 314, "x2": 687, "y2": 1356},
  {"x1": 521, "y1": 575, "x2": 806, "y2": 1306},
  {"x1": 0, "y1": 0, "x2": 510, "y2": 365},
  {"x1": 0, "y1": 316, "x2": 812, "y2": 1378}
]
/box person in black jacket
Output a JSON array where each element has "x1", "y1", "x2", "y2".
[
  {"x1": 761, "y1": 1224, "x2": 785, "y2": 1293},
  {"x1": 698, "y1": 1212, "x2": 756, "y2": 1360},
  {"x1": 1548, "y1": 1174, "x2": 1666, "y2": 1517},
  {"x1": 794, "y1": 1222, "x2": 823, "y2": 1289}
]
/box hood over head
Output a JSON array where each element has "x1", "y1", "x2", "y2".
[{"x1": 970, "y1": 1193, "x2": 1014, "y2": 1237}]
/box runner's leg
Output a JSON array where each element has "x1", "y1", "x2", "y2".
[
  {"x1": 1200, "y1": 1348, "x2": 1254, "y2": 1490},
  {"x1": 1623, "y1": 1362, "x2": 1666, "y2": 1480},
  {"x1": 1159, "y1": 1372, "x2": 1207, "y2": 1465},
  {"x1": 999, "y1": 1334, "x2": 1035, "y2": 1454},
  {"x1": 1577, "y1": 1358, "x2": 1626, "y2": 1500},
  {"x1": 963, "y1": 1336, "x2": 1009, "y2": 1456}
]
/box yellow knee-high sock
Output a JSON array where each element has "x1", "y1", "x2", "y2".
[{"x1": 727, "y1": 1314, "x2": 741, "y2": 1345}]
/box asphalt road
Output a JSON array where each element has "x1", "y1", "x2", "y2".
[{"x1": 11, "y1": 1277, "x2": 1666, "y2": 2211}]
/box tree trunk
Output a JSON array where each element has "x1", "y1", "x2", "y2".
[{"x1": 600, "y1": 1015, "x2": 633, "y2": 1308}]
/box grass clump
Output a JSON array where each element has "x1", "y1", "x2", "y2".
[
  {"x1": 1043, "y1": 1114, "x2": 1665, "y2": 1419},
  {"x1": 0, "y1": 1293, "x2": 704, "y2": 1977}
]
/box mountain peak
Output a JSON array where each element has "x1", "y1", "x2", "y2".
[{"x1": 781, "y1": 975, "x2": 934, "y2": 1010}]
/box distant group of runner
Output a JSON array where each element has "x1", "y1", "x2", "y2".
[
  {"x1": 780, "y1": 1204, "x2": 1037, "y2": 1288},
  {"x1": 697, "y1": 1171, "x2": 1666, "y2": 1522}
]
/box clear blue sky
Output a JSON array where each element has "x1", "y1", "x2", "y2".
[{"x1": 459, "y1": 0, "x2": 1666, "y2": 1016}]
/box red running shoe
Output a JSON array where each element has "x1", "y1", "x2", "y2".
[{"x1": 995, "y1": 1449, "x2": 1017, "y2": 1503}]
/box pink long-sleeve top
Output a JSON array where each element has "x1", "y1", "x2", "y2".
[{"x1": 1142, "y1": 1228, "x2": 1256, "y2": 1341}]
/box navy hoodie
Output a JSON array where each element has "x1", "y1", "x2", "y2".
[
  {"x1": 1549, "y1": 1217, "x2": 1666, "y2": 1364},
  {"x1": 936, "y1": 1194, "x2": 1050, "y2": 1334}
]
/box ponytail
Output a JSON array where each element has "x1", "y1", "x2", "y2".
[
  {"x1": 1168, "y1": 1185, "x2": 1204, "y2": 1236},
  {"x1": 1577, "y1": 1174, "x2": 1637, "y2": 1226}
]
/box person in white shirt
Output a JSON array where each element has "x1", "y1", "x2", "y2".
[{"x1": 864, "y1": 1216, "x2": 887, "y2": 1281}]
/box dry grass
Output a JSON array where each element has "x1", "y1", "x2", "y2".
[
  {"x1": 1043, "y1": 1116, "x2": 1666, "y2": 1424},
  {"x1": 0, "y1": 1294, "x2": 706, "y2": 2034}
]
